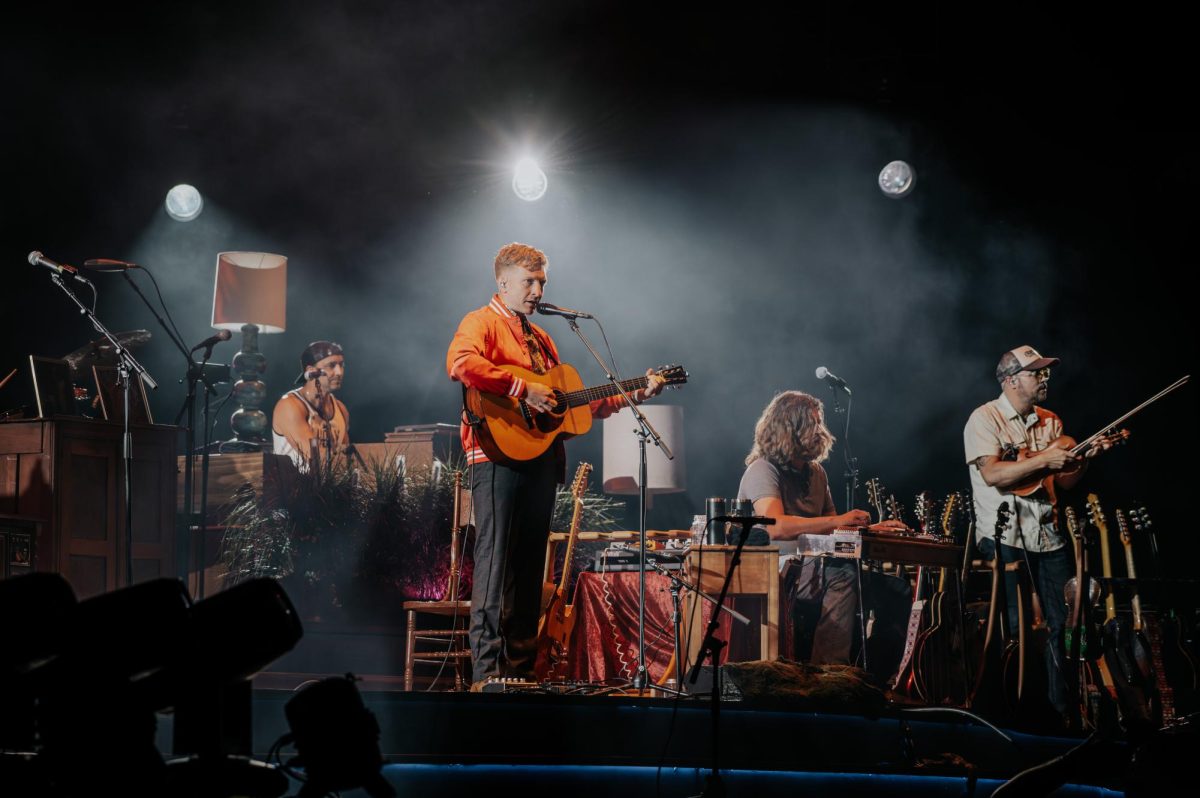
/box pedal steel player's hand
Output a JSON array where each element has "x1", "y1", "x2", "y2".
[
  {"x1": 837, "y1": 509, "x2": 873, "y2": 528},
  {"x1": 868, "y1": 520, "x2": 911, "y2": 533}
]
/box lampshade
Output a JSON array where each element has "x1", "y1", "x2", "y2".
[
  {"x1": 602, "y1": 404, "x2": 686, "y2": 494},
  {"x1": 211, "y1": 251, "x2": 287, "y2": 333}
]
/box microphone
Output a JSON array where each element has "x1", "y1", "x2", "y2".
[
  {"x1": 815, "y1": 366, "x2": 851, "y2": 395},
  {"x1": 189, "y1": 330, "x2": 233, "y2": 353},
  {"x1": 536, "y1": 302, "x2": 593, "y2": 320},
  {"x1": 304, "y1": 368, "x2": 326, "y2": 380},
  {"x1": 29, "y1": 250, "x2": 92, "y2": 285},
  {"x1": 83, "y1": 258, "x2": 140, "y2": 272},
  {"x1": 28, "y1": 251, "x2": 80, "y2": 275}
]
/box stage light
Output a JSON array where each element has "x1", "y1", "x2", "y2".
[
  {"x1": 282, "y1": 675, "x2": 394, "y2": 798},
  {"x1": 165, "y1": 184, "x2": 204, "y2": 221},
  {"x1": 512, "y1": 157, "x2": 548, "y2": 202},
  {"x1": 877, "y1": 160, "x2": 916, "y2": 198}
]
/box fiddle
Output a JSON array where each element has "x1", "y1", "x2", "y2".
[
  {"x1": 1004, "y1": 429, "x2": 1129, "y2": 497},
  {"x1": 1005, "y1": 375, "x2": 1188, "y2": 497}
]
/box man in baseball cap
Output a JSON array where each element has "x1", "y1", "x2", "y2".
[
  {"x1": 994, "y1": 345, "x2": 1061, "y2": 382},
  {"x1": 965, "y1": 343, "x2": 1077, "y2": 727},
  {"x1": 271, "y1": 341, "x2": 349, "y2": 471}
]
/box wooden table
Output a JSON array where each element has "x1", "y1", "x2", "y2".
[{"x1": 683, "y1": 545, "x2": 780, "y2": 665}]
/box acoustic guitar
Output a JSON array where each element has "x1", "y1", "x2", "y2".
[
  {"x1": 536, "y1": 462, "x2": 591, "y2": 677},
  {"x1": 913, "y1": 492, "x2": 967, "y2": 705},
  {"x1": 464, "y1": 363, "x2": 688, "y2": 466},
  {"x1": 970, "y1": 501, "x2": 1014, "y2": 714}
]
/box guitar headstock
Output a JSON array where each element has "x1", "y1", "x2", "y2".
[
  {"x1": 1115, "y1": 508, "x2": 1132, "y2": 547},
  {"x1": 1130, "y1": 504, "x2": 1153, "y2": 534},
  {"x1": 886, "y1": 494, "x2": 905, "y2": 526},
  {"x1": 914, "y1": 491, "x2": 930, "y2": 534},
  {"x1": 653, "y1": 364, "x2": 689, "y2": 389},
  {"x1": 1086, "y1": 493, "x2": 1108, "y2": 534},
  {"x1": 1064, "y1": 505, "x2": 1081, "y2": 540},
  {"x1": 571, "y1": 462, "x2": 593, "y2": 500},
  {"x1": 940, "y1": 492, "x2": 962, "y2": 539},
  {"x1": 866, "y1": 478, "x2": 885, "y2": 523}
]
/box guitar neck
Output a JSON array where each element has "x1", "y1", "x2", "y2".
[
  {"x1": 557, "y1": 497, "x2": 585, "y2": 594},
  {"x1": 563, "y1": 376, "x2": 648, "y2": 408},
  {"x1": 1094, "y1": 515, "x2": 1117, "y2": 621},
  {"x1": 1122, "y1": 541, "x2": 1143, "y2": 631}
]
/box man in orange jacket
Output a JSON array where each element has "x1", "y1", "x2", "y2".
[{"x1": 447, "y1": 242, "x2": 664, "y2": 686}]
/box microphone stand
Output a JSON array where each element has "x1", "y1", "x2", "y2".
[
  {"x1": 114, "y1": 268, "x2": 213, "y2": 596},
  {"x1": 46, "y1": 271, "x2": 158, "y2": 588},
  {"x1": 180, "y1": 345, "x2": 224, "y2": 600},
  {"x1": 641, "y1": 555, "x2": 751, "y2": 691},
  {"x1": 687, "y1": 515, "x2": 775, "y2": 798},
  {"x1": 561, "y1": 313, "x2": 673, "y2": 694},
  {"x1": 827, "y1": 385, "x2": 858, "y2": 517}
]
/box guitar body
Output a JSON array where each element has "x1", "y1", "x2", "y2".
[
  {"x1": 915, "y1": 587, "x2": 970, "y2": 705},
  {"x1": 465, "y1": 363, "x2": 688, "y2": 466},
  {"x1": 466, "y1": 364, "x2": 593, "y2": 465},
  {"x1": 539, "y1": 597, "x2": 577, "y2": 673},
  {"x1": 1100, "y1": 616, "x2": 1156, "y2": 732},
  {"x1": 1160, "y1": 610, "x2": 1199, "y2": 715},
  {"x1": 970, "y1": 504, "x2": 1014, "y2": 719},
  {"x1": 536, "y1": 463, "x2": 592, "y2": 679}
]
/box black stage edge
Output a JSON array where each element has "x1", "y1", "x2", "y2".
[{"x1": 243, "y1": 689, "x2": 1121, "y2": 790}]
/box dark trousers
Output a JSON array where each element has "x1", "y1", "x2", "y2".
[
  {"x1": 792, "y1": 558, "x2": 860, "y2": 665},
  {"x1": 787, "y1": 554, "x2": 907, "y2": 676},
  {"x1": 977, "y1": 537, "x2": 1072, "y2": 714},
  {"x1": 468, "y1": 452, "x2": 558, "y2": 682},
  {"x1": 788, "y1": 558, "x2": 912, "y2": 676}
]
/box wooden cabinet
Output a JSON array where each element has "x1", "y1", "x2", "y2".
[{"x1": 0, "y1": 418, "x2": 178, "y2": 598}]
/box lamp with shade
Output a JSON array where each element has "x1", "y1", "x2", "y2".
[
  {"x1": 602, "y1": 404, "x2": 686, "y2": 506},
  {"x1": 210, "y1": 251, "x2": 287, "y2": 451}
]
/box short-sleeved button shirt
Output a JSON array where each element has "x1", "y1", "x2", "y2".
[{"x1": 963, "y1": 392, "x2": 1066, "y2": 552}]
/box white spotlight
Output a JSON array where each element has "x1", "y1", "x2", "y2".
[
  {"x1": 512, "y1": 157, "x2": 548, "y2": 202},
  {"x1": 165, "y1": 184, "x2": 204, "y2": 221},
  {"x1": 878, "y1": 161, "x2": 916, "y2": 199}
]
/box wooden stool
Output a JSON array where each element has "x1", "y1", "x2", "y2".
[{"x1": 402, "y1": 599, "x2": 472, "y2": 691}]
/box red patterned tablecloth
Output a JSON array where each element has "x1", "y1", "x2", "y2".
[{"x1": 563, "y1": 571, "x2": 731, "y2": 682}]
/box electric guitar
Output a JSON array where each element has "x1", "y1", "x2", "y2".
[
  {"x1": 537, "y1": 462, "x2": 592, "y2": 677},
  {"x1": 1131, "y1": 505, "x2": 1197, "y2": 716},
  {"x1": 891, "y1": 491, "x2": 934, "y2": 694},
  {"x1": 1088, "y1": 493, "x2": 1155, "y2": 732},
  {"x1": 464, "y1": 363, "x2": 688, "y2": 465},
  {"x1": 1118, "y1": 506, "x2": 1171, "y2": 724}
]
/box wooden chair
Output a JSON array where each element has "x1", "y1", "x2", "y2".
[{"x1": 403, "y1": 473, "x2": 473, "y2": 691}]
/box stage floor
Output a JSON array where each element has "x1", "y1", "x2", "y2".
[{"x1": 233, "y1": 687, "x2": 1125, "y2": 795}]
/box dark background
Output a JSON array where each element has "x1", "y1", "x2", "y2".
[{"x1": 3, "y1": 3, "x2": 1195, "y2": 571}]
